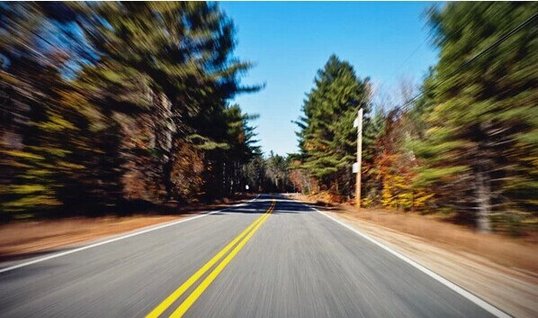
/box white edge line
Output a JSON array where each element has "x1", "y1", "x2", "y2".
[
  {"x1": 0, "y1": 194, "x2": 261, "y2": 274},
  {"x1": 314, "y1": 207, "x2": 511, "y2": 318}
]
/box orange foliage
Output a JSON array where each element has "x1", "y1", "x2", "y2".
[{"x1": 369, "y1": 111, "x2": 433, "y2": 211}]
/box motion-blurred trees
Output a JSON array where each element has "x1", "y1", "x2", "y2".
[
  {"x1": 292, "y1": 3, "x2": 537, "y2": 234},
  {"x1": 0, "y1": 2, "x2": 260, "y2": 220},
  {"x1": 412, "y1": 2, "x2": 538, "y2": 232}
]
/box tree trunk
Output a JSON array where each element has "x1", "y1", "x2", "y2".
[
  {"x1": 154, "y1": 92, "x2": 175, "y2": 201},
  {"x1": 475, "y1": 168, "x2": 492, "y2": 233}
]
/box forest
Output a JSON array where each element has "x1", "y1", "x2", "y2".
[
  {"x1": 1, "y1": 2, "x2": 265, "y2": 220},
  {"x1": 292, "y1": 2, "x2": 537, "y2": 234},
  {"x1": 1, "y1": 2, "x2": 537, "y2": 235}
]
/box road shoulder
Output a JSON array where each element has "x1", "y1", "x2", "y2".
[
  {"x1": 324, "y1": 209, "x2": 538, "y2": 318},
  {"x1": 0, "y1": 195, "x2": 257, "y2": 268}
]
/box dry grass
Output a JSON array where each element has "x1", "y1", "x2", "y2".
[
  {"x1": 0, "y1": 215, "x2": 182, "y2": 260},
  {"x1": 0, "y1": 194, "x2": 255, "y2": 261},
  {"x1": 340, "y1": 207, "x2": 538, "y2": 274},
  {"x1": 291, "y1": 193, "x2": 538, "y2": 317},
  {"x1": 293, "y1": 193, "x2": 538, "y2": 275},
  {"x1": 326, "y1": 211, "x2": 538, "y2": 317}
]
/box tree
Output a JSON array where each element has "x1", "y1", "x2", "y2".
[
  {"x1": 0, "y1": 2, "x2": 102, "y2": 217},
  {"x1": 0, "y1": 2, "x2": 260, "y2": 220},
  {"x1": 413, "y1": 2, "x2": 538, "y2": 232},
  {"x1": 296, "y1": 55, "x2": 372, "y2": 198}
]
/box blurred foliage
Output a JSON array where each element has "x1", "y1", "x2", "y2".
[
  {"x1": 412, "y1": 2, "x2": 538, "y2": 233},
  {"x1": 1, "y1": 2, "x2": 536, "y2": 235},
  {"x1": 294, "y1": 2, "x2": 537, "y2": 234},
  {"x1": 366, "y1": 109, "x2": 434, "y2": 211},
  {"x1": 0, "y1": 2, "x2": 261, "y2": 220}
]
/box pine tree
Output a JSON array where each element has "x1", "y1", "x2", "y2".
[
  {"x1": 413, "y1": 2, "x2": 538, "y2": 232},
  {"x1": 297, "y1": 55, "x2": 371, "y2": 198},
  {"x1": 0, "y1": 2, "x2": 260, "y2": 219}
]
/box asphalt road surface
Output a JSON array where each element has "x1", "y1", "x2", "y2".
[{"x1": 0, "y1": 194, "x2": 499, "y2": 318}]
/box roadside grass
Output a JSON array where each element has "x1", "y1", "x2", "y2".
[
  {"x1": 0, "y1": 194, "x2": 255, "y2": 261},
  {"x1": 292, "y1": 193, "x2": 538, "y2": 275}
]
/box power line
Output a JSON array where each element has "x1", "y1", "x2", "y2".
[
  {"x1": 397, "y1": 12, "x2": 538, "y2": 111},
  {"x1": 390, "y1": 3, "x2": 442, "y2": 80},
  {"x1": 392, "y1": 40, "x2": 426, "y2": 78}
]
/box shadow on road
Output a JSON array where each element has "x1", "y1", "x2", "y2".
[{"x1": 213, "y1": 193, "x2": 335, "y2": 215}]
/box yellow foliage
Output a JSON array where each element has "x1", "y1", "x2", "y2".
[
  {"x1": 10, "y1": 184, "x2": 46, "y2": 194},
  {"x1": 2, "y1": 150, "x2": 44, "y2": 160},
  {"x1": 377, "y1": 153, "x2": 433, "y2": 211},
  {"x1": 57, "y1": 161, "x2": 85, "y2": 170},
  {"x1": 38, "y1": 112, "x2": 77, "y2": 131},
  {"x1": 413, "y1": 191, "x2": 434, "y2": 208},
  {"x1": 2, "y1": 195, "x2": 61, "y2": 210}
]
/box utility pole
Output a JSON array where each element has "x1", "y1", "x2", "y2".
[{"x1": 353, "y1": 108, "x2": 363, "y2": 207}]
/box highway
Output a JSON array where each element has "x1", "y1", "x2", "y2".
[{"x1": 0, "y1": 194, "x2": 498, "y2": 317}]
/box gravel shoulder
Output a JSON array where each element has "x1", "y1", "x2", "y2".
[{"x1": 326, "y1": 209, "x2": 538, "y2": 318}]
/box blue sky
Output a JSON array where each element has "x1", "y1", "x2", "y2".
[{"x1": 220, "y1": 2, "x2": 439, "y2": 156}]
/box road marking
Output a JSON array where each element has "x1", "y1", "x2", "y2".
[
  {"x1": 169, "y1": 201, "x2": 274, "y2": 318},
  {"x1": 314, "y1": 207, "x2": 511, "y2": 318},
  {"x1": 0, "y1": 195, "x2": 261, "y2": 274},
  {"x1": 146, "y1": 200, "x2": 274, "y2": 318}
]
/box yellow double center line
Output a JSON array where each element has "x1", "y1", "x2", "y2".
[{"x1": 146, "y1": 199, "x2": 276, "y2": 318}]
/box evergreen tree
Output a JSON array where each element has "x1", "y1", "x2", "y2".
[
  {"x1": 0, "y1": 2, "x2": 260, "y2": 219},
  {"x1": 413, "y1": 2, "x2": 538, "y2": 232},
  {"x1": 297, "y1": 55, "x2": 371, "y2": 197}
]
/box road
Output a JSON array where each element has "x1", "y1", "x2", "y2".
[{"x1": 0, "y1": 194, "x2": 499, "y2": 317}]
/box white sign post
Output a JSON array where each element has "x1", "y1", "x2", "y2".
[{"x1": 353, "y1": 108, "x2": 363, "y2": 207}]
